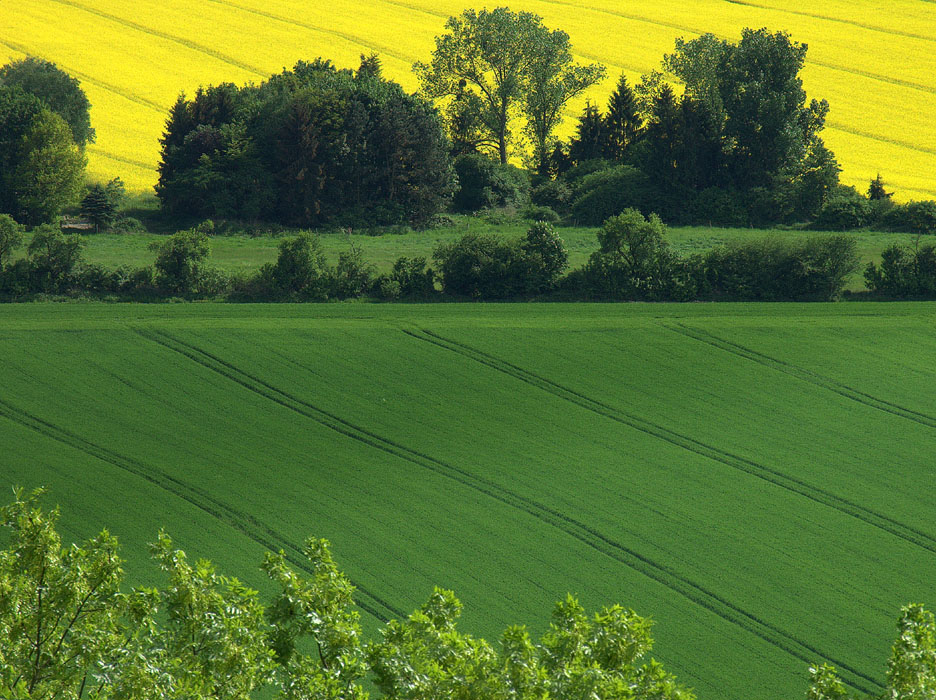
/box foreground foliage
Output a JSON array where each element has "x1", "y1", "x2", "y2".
[
  {"x1": 3, "y1": 490, "x2": 935, "y2": 699},
  {"x1": 0, "y1": 489, "x2": 694, "y2": 700}
]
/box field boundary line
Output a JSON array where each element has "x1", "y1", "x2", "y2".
[
  {"x1": 405, "y1": 327, "x2": 936, "y2": 560},
  {"x1": 663, "y1": 323, "x2": 936, "y2": 429},
  {"x1": 0, "y1": 395, "x2": 398, "y2": 622},
  {"x1": 133, "y1": 326, "x2": 882, "y2": 694}
]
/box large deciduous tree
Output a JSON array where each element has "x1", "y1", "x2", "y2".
[
  {"x1": 0, "y1": 56, "x2": 94, "y2": 148},
  {"x1": 415, "y1": 7, "x2": 603, "y2": 165},
  {"x1": 11, "y1": 110, "x2": 86, "y2": 226},
  {"x1": 522, "y1": 29, "x2": 605, "y2": 173},
  {"x1": 0, "y1": 86, "x2": 86, "y2": 225},
  {"x1": 663, "y1": 28, "x2": 830, "y2": 189}
]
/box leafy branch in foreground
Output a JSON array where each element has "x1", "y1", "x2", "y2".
[{"x1": 2, "y1": 489, "x2": 933, "y2": 699}]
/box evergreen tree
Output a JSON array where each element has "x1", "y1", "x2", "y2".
[
  {"x1": 868, "y1": 173, "x2": 892, "y2": 201},
  {"x1": 672, "y1": 96, "x2": 723, "y2": 191},
  {"x1": 568, "y1": 102, "x2": 606, "y2": 165},
  {"x1": 548, "y1": 142, "x2": 572, "y2": 177},
  {"x1": 641, "y1": 84, "x2": 681, "y2": 190},
  {"x1": 604, "y1": 75, "x2": 642, "y2": 162},
  {"x1": 357, "y1": 52, "x2": 383, "y2": 80},
  {"x1": 79, "y1": 183, "x2": 114, "y2": 232}
]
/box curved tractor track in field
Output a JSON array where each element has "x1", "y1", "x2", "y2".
[
  {"x1": 43, "y1": 0, "x2": 268, "y2": 78},
  {"x1": 535, "y1": 0, "x2": 936, "y2": 95},
  {"x1": 133, "y1": 326, "x2": 882, "y2": 696},
  {"x1": 402, "y1": 328, "x2": 936, "y2": 555},
  {"x1": 202, "y1": 0, "x2": 416, "y2": 67},
  {"x1": 403, "y1": 327, "x2": 936, "y2": 554},
  {"x1": 721, "y1": 0, "x2": 936, "y2": 44},
  {"x1": 0, "y1": 396, "x2": 401, "y2": 624},
  {"x1": 664, "y1": 323, "x2": 936, "y2": 430}
]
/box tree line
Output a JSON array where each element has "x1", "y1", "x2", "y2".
[
  {"x1": 5, "y1": 207, "x2": 936, "y2": 301},
  {"x1": 3, "y1": 10, "x2": 936, "y2": 237},
  {"x1": 0, "y1": 211, "x2": 883, "y2": 302},
  {"x1": 3, "y1": 488, "x2": 934, "y2": 700}
]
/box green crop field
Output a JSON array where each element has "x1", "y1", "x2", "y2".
[{"x1": 2, "y1": 302, "x2": 934, "y2": 699}]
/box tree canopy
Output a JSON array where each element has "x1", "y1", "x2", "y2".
[
  {"x1": 0, "y1": 58, "x2": 90, "y2": 225},
  {"x1": 415, "y1": 7, "x2": 603, "y2": 166},
  {"x1": 157, "y1": 58, "x2": 455, "y2": 228},
  {"x1": 0, "y1": 56, "x2": 94, "y2": 148},
  {"x1": 3, "y1": 489, "x2": 936, "y2": 699}
]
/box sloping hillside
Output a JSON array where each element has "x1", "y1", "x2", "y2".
[{"x1": 3, "y1": 303, "x2": 935, "y2": 699}]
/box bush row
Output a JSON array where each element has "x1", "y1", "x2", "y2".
[{"x1": 2, "y1": 212, "x2": 894, "y2": 303}]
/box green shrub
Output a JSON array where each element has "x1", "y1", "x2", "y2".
[
  {"x1": 150, "y1": 227, "x2": 214, "y2": 296},
  {"x1": 812, "y1": 186, "x2": 872, "y2": 231},
  {"x1": 433, "y1": 232, "x2": 522, "y2": 299},
  {"x1": 26, "y1": 224, "x2": 84, "y2": 292},
  {"x1": 519, "y1": 220, "x2": 568, "y2": 294},
  {"x1": 584, "y1": 209, "x2": 688, "y2": 300},
  {"x1": 328, "y1": 243, "x2": 376, "y2": 299},
  {"x1": 865, "y1": 242, "x2": 936, "y2": 297},
  {"x1": 879, "y1": 200, "x2": 936, "y2": 235},
  {"x1": 452, "y1": 154, "x2": 530, "y2": 212},
  {"x1": 520, "y1": 204, "x2": 560, "y2": 223},
  {"x1": 110, "y1": 216, "x2": 147, "y2": 234},
  {"x1": 530, "y1": 179, "x2": 571, "y2": 213},
  {"x1": 268, "y1": 232, "x2": 329, "y2": 300},
  {"x1": 570, "y1": 165, "x2": 656, "y2": 225},
  {"x1": 388, "y1": 256, "x2": 436, "y2": 298},
  {"x1": 700, "y1": 234, "x2": 858, "y2": 301}
]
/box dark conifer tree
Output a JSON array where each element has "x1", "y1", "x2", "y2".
[
  {"x1": 673, "y1": 97, "x2": 723, "y2": 191},
  {"x1": 868, "y1": 173, "x2": 892, "y2": 201},
  {"x1": 568, "y1": 102, "x2": 606, "y2": 165},
  {"x1": 642, "y1": 84, "x2": 680, "y2": 189},
  {"x1": 79, "y1": 184, "x2": 114, "y2": 232},
  {"x1": 603, "y1": 75, "x2": 642, "y2": 162},
  {"x1": 548, "y1": 142, "x2": 572, "y2": 177},
  {"x1": 357, "y1": 53, "x2": 382, "y2": 80}
]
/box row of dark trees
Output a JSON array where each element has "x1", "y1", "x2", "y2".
[
  {"x1": 3, "y1": 14, "x2": 935, "y2": 248},
  {"x1": 157, "y1": 56, "x2": 455, "y2": 229},
  {"x1": 14, "y1": 209, "x2": 935, "y2": 302},
  {"x1": 534, "y1": 29, "x2": 841, "y2": 226}
]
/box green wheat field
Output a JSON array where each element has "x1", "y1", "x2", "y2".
[{"x1": 4, "y1": 302, "x2": 935, "y2": 699}]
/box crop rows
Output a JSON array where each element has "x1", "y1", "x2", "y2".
[{"x1": 3, "y1": 303, "x2": 935, "y2": 700}]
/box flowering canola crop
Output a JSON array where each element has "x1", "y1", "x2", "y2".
[{"x1": 2, "y1": 0, "x2": 933, "y2": 199}]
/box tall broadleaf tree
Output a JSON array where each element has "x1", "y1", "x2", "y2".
[
  {"x1": 0, "y1": 56, "x2": 94, "y2": 148},
  {"x1": 522, "y1": 29, "x2": 604, "y2": 173},
  {"x1": 415, "y1": 7, "x2": 603, "y2": 165}
]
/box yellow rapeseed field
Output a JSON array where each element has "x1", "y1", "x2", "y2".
[{"x1": 2, "y1": 0, "x2": 934, "y2": 199}]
